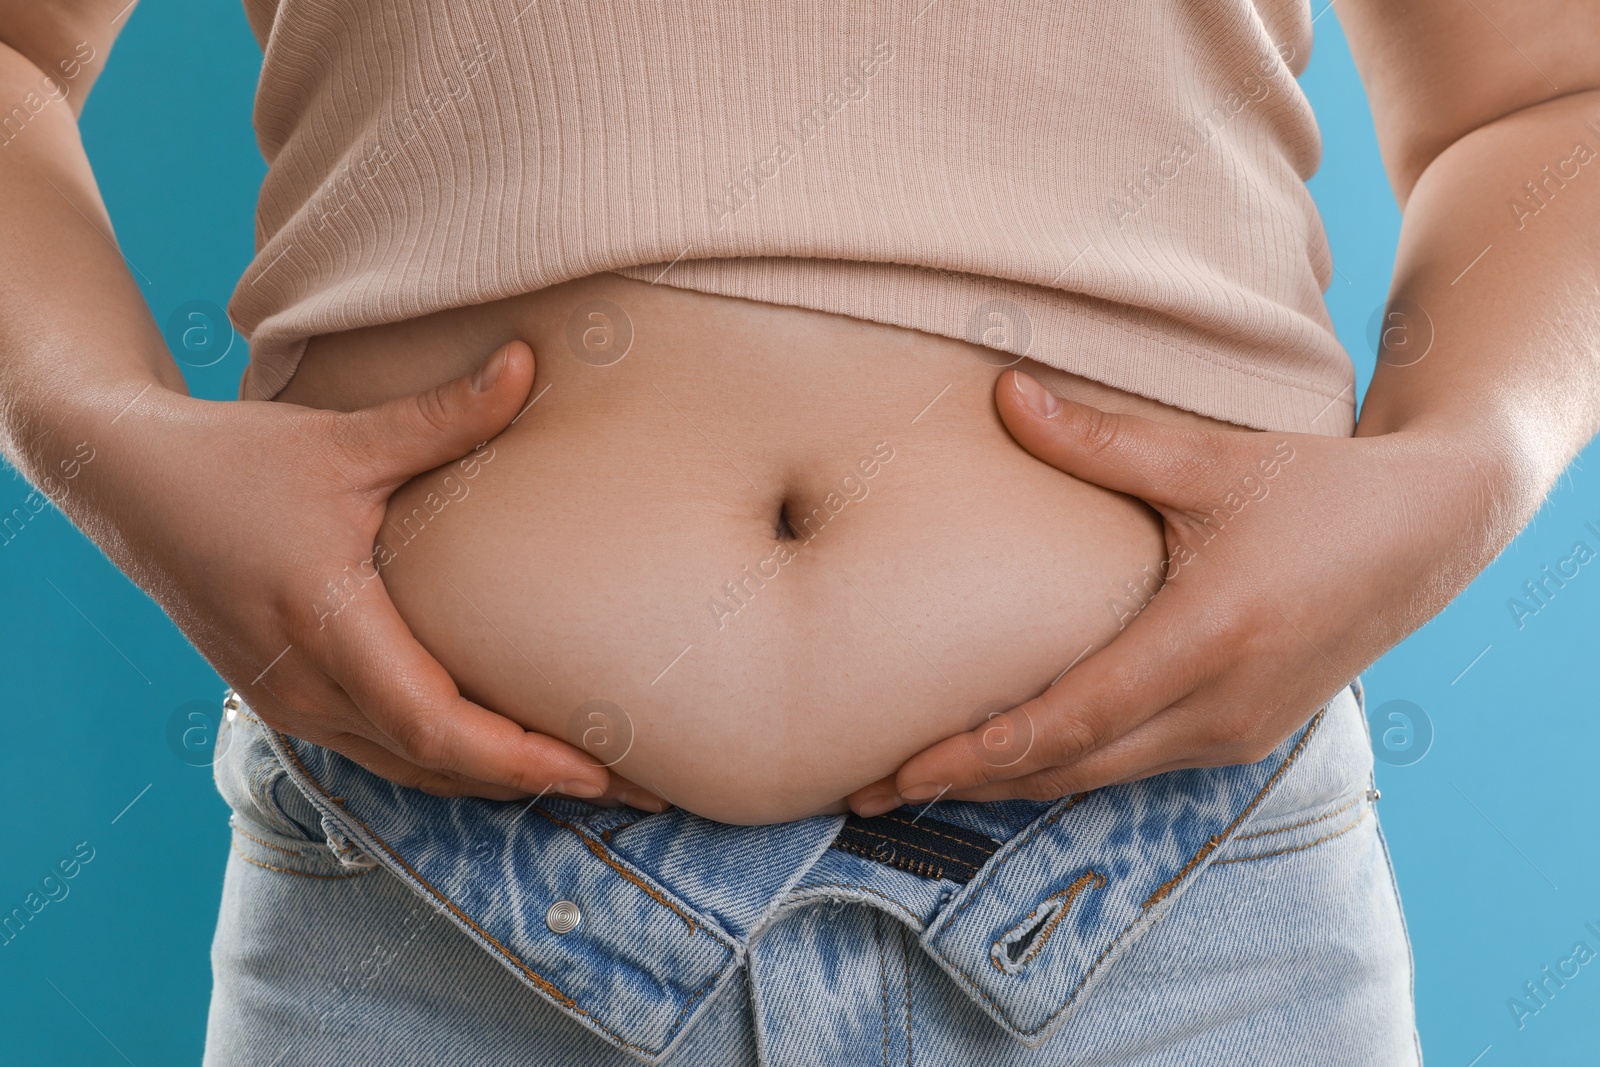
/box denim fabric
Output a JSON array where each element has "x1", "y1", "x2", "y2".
[{"x1": 205, "y1": 681, "x2": 1420, "y2": 1065}]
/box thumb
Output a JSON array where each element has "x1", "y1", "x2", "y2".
[
  {"x1": 341, "y1": 340, "x2": 536, "y2": 488},
  {"x1": 998, "y1": 370, "x2": 1238, "y2": 510}
]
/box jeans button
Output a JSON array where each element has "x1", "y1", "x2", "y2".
[{"x1": 545, "y1": 900, "x2": 582, "y2": 935}]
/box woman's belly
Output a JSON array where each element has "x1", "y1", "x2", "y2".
[{"x1": 277, "y1": 273, "x2": 1247, "y2": 824}]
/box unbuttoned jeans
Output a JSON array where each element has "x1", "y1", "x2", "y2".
[{"x1": 204, "y1": 680, "x2": 1420, "y2": 1066}]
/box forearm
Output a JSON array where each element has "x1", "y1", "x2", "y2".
[
  {"x1": 0, "y1": 40, "x2": 187, "y2": 495},
  {"x1": 1356, "y1": 90, "x2": 1600, "y2": 529}
]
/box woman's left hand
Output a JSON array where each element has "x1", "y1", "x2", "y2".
[{"x1": 848, "y1": 368, "x2": 1512, "y2": 813}]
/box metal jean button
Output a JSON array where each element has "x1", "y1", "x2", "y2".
[{"x1": 545, "y1": 900, "x2": 582, "y2": 935}]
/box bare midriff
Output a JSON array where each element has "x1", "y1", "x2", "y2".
[{"x1": 275, "y1": 272, "x2": 1248, "y2": 824}]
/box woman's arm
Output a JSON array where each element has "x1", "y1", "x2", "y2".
[
  {"x1": 851, "y1": 0, "x2": 1600, "y2": 810},
  {"x1": 0, "y1": 3, "x2": 638, "y2": 805},
  {"x1": 1341, "y1": 0, "x2": 1600, "y2": 463}
]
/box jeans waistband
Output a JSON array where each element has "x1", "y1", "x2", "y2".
[{"x1": 259, "y1": 681, "x2": 1361, "y2": 1064}]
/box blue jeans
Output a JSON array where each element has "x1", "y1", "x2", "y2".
[{"x1": 204, "y1": 680, "x2": 1419, "y2": 1065}]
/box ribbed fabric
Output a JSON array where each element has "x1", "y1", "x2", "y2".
[{"x1": 230, "y1": 0, "x2": 1355, "y2": 435}]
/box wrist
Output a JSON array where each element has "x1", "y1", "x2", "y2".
[
  {"x1": 10, "y1": 380, "x2": 197, "y2": 515},
  {"x1": 1356, "y1": 377, "x2": 1580, "y2": 530},
  {"x1": 1378, "y1": 415, "x2": 1548, "y2": 560}
]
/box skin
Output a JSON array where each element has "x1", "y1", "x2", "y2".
[
  {"x1": 0, "y1": 4, "x2": 633, "y2": 806},
  {"x1": 2, "y1": 1, "x2": 1597, "y2": 818},
  {"x1": 274, "y1": 273, "x2": 1238, "y2": 824},
  {"x1": 849, "y1": 0, "x2": 1600, "y2": 812}
]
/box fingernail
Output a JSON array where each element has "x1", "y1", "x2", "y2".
[
  {"x1": 855, "y1": 793, "x2": 902, "y2": 818},
  {"x1": 556, "y1": 780, "x2": 605, "y2": 799},
  {"x1": 1011, "y1": 372, "x2": 1060, "y2": 419},
  {"x1": 900, "y1": 782, "x2": 943, "y2": 801},
  {"x1": 620, "y1": 790, "x2": 668, "y2": 814},
  {"x1": 471, "y1": 346, "x2": 508, "y2": 393}
]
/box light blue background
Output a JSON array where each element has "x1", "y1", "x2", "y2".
[{"x1": 2, "y1": 3, "x2": 1595, "y2": 1064}]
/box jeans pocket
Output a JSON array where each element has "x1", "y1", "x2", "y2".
[
  {"x1": 213, "y1": 692, "x2": 378, "y2": 880},
  {"x1": 1211, "y1": 682, "x2": 1377, "y2": 866}
]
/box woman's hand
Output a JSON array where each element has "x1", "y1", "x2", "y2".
[
  {"x1": 78, "y1": 340, "x2": 663, "y2": 808},
  {"x1": 849, "y1": 368, "x2": 1515, "y2": 812}
]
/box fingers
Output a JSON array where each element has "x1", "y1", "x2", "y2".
[
  {"x1": 241, "y1": 664, "x2": 543, "y2": 799},
  {"x1": 948, "y1": 694, "x2": 1300, "y2": 801},
  {"x1": 248, "y1": 670, "x2": 667, "y2": 808},
  {"x1": 340, "y1": 339, "x2": 537, "y2": 490},
  {"x1": 940, "y1": 727, "x2": 1169, "y2": 802},
  {"x1": 601, "y1": 772, "x2": 672, "y2": 814},
  {"x1": 320, "y1": 586, "x2": 612, "y2": 798},
  {"x1": 326, "y1": 731, "x2": 534, "y2": 801},
  {"x1": 998, "y1": 371, "x2": 1241, "y2": 509},
  {"x1": 887, "y1": 595, "x2": 1204, "y2": 805},
  {"x1": 846, "y1": 774, "x2": 902, "y2": 819}
]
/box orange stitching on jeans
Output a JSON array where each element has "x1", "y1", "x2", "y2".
[
  {"x1": 599, "y1": 815, "x2": 648, "y2": 843},
  {"x1": 271, "y1": 735, "x2": 735, "y2": 1057},
  {"x1": 877, "y1": 814, "x2": 1000, "y2": 852},
  {"x1": 929, "y1": 708, "x2": 1329, "y2": 1038},
  {"x1": 231, "y1": 821, "x2": 309, "y2": 857},
  {"x1": 231, "y1": 841, "x2": 378, "y2": 881},
  {"x1": 1212, "y1": 807, "x2": 1369, "y2": 865},
  {"x1": 273, "y1": 739, "x2": 582, "y2": 1012},
  {"x1": 946, "y1": 792, "x2": 1092, "y2": 923},
  {"x1": 901, "y1": 925, "x2": 912, "y2": 1067},
  {"x1": 876, "y1": 912, "x2": 890, "y2": 1067},
  {"x1": 989, "y1": 870, "x2": 1106, "y2": 974},
  {"x1": 1141, "y1": 708, "x2": 1326, "y2": 909},
  {"x1": 1233, "y1": 792, "x2": 1365, "y2": 841},
  {"x1": 531, "y1": 807, "x2": 698, "y2": 936},
  {"x1": 663, "y1": 968, "x2": 725, "y2": 1052},
  {"x1": 840, "y1": 825, "x2": 978, "y2": 869},
  {"x1": 933, "y1": 888, "x2": 1147, "y2": 1040}
]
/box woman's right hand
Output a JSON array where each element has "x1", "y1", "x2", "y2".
[
  {"x1": 0, "y1": 10, "x2": 660, "y2": 806},
  {"x1": 72, "y1": 340, "x2": 654, "y2": 804}
]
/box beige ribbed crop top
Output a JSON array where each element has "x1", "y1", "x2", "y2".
[{"x1": 229, "y1": 0, "x2": 1354, "y2": 435}]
